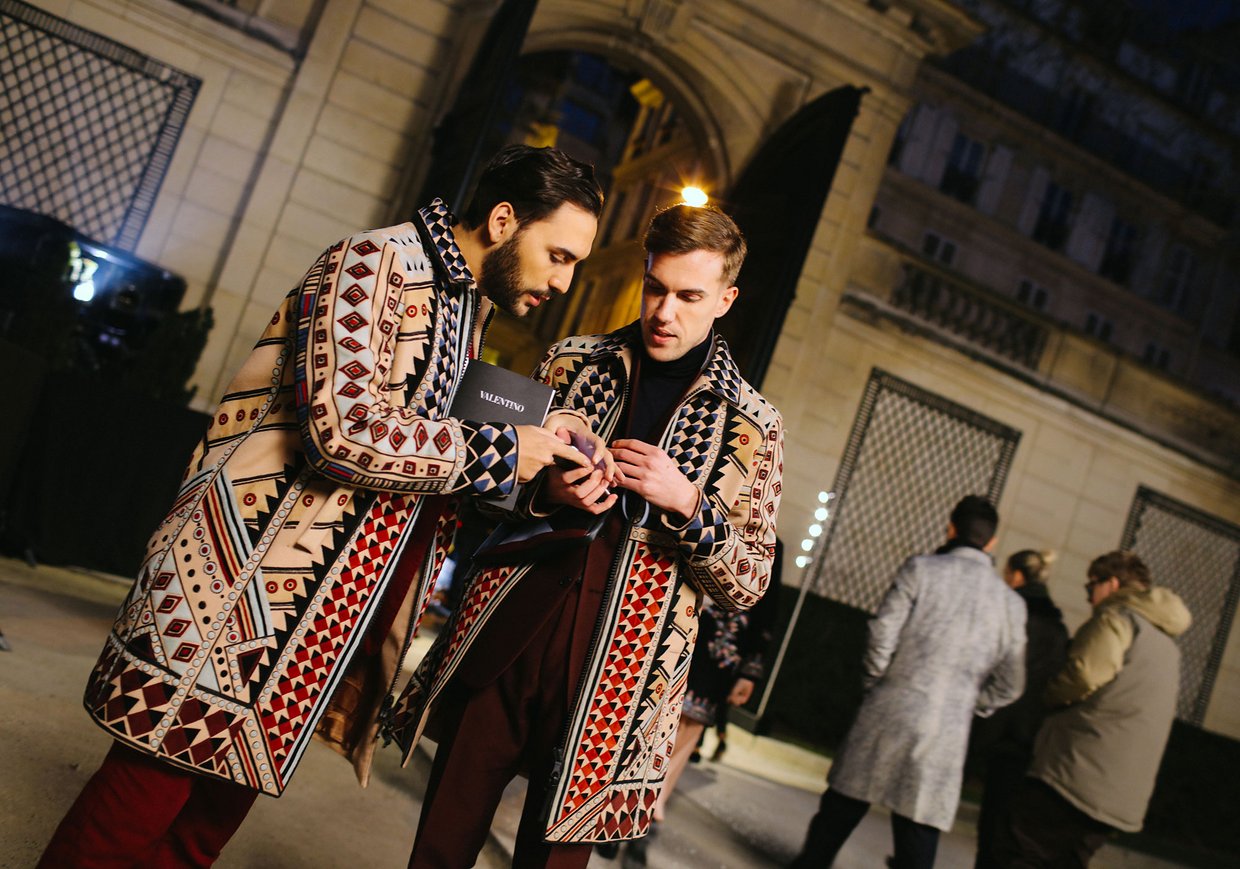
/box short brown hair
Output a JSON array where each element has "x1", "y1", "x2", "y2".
[
  {"x1": 1088, "y1": 551, "x2": 1152, "y2": 591},
  {"x1": 643, "y1": 204, "x2": 747, "y2": 285}
]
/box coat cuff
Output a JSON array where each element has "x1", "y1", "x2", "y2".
[
  {"x1": 661, "y1": 489, "x2": 729, "y2": 560},
  {"x1": 458, "y1": 420, "x2": 518, "y2": 499}
]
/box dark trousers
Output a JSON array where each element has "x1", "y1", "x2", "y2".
[
  {"x1": 791, "y1": 788, "x2": 940, "y2": 869},
  {"x1": 38, "y1": 741, "x2": 258, "y2": 868},
  {"x1": 995, "y1": 778, "x2": 1112, "y2": 868},
  {"x1": 974, "y1": 751, "x2": 1029, "y2": 869},
  {"x1": 407, "y1": 577, "x2": 595, "y2": 869}
]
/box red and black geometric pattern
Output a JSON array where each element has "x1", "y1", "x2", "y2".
[
  {"x1": 83, "y1": 201, "x2": 518, "y2": 795},
  {"x1": 390, "y1": 325, "x2": 784, "y2": 841}
]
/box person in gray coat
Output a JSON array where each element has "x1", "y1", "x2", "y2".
[{"x1": 791, "y1": 496, "x2": 1027, "y2": 869}]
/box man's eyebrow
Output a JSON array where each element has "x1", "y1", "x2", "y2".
[
  {"x1": 551, "y1": 246, "x2": 580, "y2": 263},
  {"x1": 643, "y1": 274, "x2": 707, "y2": 294}
]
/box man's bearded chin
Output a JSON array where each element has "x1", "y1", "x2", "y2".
[{"x1": 478, "y1": 232, "x2": 530, "y2": 316}]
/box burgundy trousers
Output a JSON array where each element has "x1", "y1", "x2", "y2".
[
  {"x1": 408, "y1": 519, "x2": 623, "y2": 869},
  {"x1": 38, "y1": 741, "x2": 258, "y2": 869}
]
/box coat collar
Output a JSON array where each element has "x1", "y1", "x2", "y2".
[
  {"x1": 945, "y1": 546, "x2": 995, "y2": 567},
  {"x1": 416, "y1": 199, "x2": 474, "y2": 287},
  {"x1": 589, "y1": 323, "x2": 744, "y2": 407}
]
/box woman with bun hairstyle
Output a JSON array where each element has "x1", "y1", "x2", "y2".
[{"x1": 971, "y1": 550, "x2": 1069, "y2": 869}]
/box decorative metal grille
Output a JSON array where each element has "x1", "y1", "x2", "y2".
[
  {"x1": 806, "y1": 368, "x2": 1021, "y2": 613},
  {"x1": 0, "y1": 0, "x2": 200, "y2": 249},
  {"x1": 1121, "y1": 486, "x2": 1240, "y2": 725}
]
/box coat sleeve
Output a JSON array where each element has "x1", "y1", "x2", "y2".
[
  {"x1": 862, "y1": 558, "x2": 919, "y2": 689},
  {"x1": 976, "y1": 599, "x2": 1027, "y2": 717},
  {"x1": 295, "y1": 232, "x2": 517, "y2": 498},
  {"x1": 1043, "y1": 606, "x2": 1134, "y2": 707},
  {"x1": 665, "y1": 410, "x2": 784, "y2": 613}
]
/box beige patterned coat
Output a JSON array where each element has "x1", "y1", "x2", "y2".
[
  {"x1": 83, "y1": 202, "x2": 518, "y2": 795},
  {"x1": 387, "y1": 325, "x2": 784, "y2": 843}
]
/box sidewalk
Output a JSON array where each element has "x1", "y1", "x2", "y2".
[{"x1": 0, "y1": 556, "x2": 1189, "y2": 868}]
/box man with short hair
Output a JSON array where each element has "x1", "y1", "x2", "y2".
[
  {"x1": 791, "y1": 496, "x2": 1027, "y2": 869},
  {"x1": 387, "y1": 204, "x2": 784, "y2": 868},
  {"x1": 39, "y1": 145, "x2": 605, "y2": 867},
  {"x1": 999, "y1": 551, "x2": 1191, "y2": 868}
]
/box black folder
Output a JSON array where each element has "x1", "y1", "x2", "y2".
[{"x1": 448, "y1": 360, "x2": 555, "y2": 509}]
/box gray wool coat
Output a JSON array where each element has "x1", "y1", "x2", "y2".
[{"x1": 828, "y1": 547, "x2": 1027, "y2": 830}]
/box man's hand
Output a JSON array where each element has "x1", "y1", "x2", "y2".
[
  {"x1": 514, "y1": 425, "x2": 588, "y2": 483},
  {"x1": 544, "y1": 412, "x2": 616, "y2": 480},
  {"x1": 544, "y1": 463, "x2": 618, "y2": 514},
  {"x1": 610, "y1": 438, "x2": 700, "y2": 521},
  {"x1": 727, "y1": 677, "x2": 755, "y2": 706}
]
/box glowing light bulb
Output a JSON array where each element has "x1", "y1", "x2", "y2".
[
  {"x1": 796, "y1": 555, "x2": 810, "y2": 568},
  {"x1": 801, "y1": 539, "x2": 814, "y2": 552},
  {"x1": 681, "y1": 186, "x2": 708, "y2": 207},
  {"x1": 809, "y1": 524, "x2": 822, "y2": 537},
  {"x1": 817, "y1": 491, "x2": 830, "y2": 503},
  {"x1": 815, "y1": 507, "x2": 828, "y2": 521}
]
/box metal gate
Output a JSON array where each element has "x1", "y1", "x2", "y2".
[
  {"x1": 807, "y1": 368, "x2": 1021, "y2": 613},
  {"x1": 1121, "y1": 486, "x2": 1240, "y2": 725},
  {"x1": 0, "y1": 0, "x2": 200, "y2": 249}
]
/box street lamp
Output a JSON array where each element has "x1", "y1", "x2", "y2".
[{"x1": 680, "y1": 186, "x2": 708, "y2": 207}]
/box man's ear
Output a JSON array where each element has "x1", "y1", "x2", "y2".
[
  {"x1": 715, "y1": 285, "x2": 739, "y2": 318},
  {"x1": 983, "y1": 535, "x2": 998, "y2": 553},
  {"x1": 486, "y1": 202, "x2": 519, "y2": 245},
  {"x1": 946, "y1": 521, "x2": 959, "y2": 540}
]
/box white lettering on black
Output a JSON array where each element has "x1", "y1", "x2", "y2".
[{"x1": 479, "y1": 390, "x2": 524, "y2": 413}]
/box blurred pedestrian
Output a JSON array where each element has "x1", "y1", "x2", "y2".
[
  {"x1": 969, "y1": 549, "x2": 1068, "y2": 869},
  {"x1": 997, "y1": 551, "x2": 1191, "y2": 868},
  {"x1": 791, "y1": 496, "x2": 1026, "y2": 869}
]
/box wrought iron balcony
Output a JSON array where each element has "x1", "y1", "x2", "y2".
[
  {"x1": 845, "y1": 233, "x2": 1240, "y2": 475},
  {"x1": 890, "y1": 261, "x2": 1049, "y2": 370}
]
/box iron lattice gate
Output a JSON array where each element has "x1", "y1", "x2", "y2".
[
  {"x1": 806, "y1": 369, "x2": 1021, "y2": 613},
  {"x1": 1121, "y1": 486, "x2": 1240, "y2": 726},
  {"x1": 0, "y1": 0, "x2": 200, "y2": 249}
]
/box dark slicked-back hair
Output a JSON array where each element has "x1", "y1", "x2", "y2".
[
  {"x1": 459, "y1": 145, "x2": 603, "y2": 230},
  {"x1": 643, "y1": 204, "x2": 748, "y2": 285},
  {"x1": 950, "y1": 495, "x2": 999, "y2": 549},
  {"x1": 1088, "y1": 550, "x2": 1152, "y2": 591}
]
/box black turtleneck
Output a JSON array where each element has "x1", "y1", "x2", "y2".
[{"x1": 625, "y1": 334, "x2": 712, "y2": 444}]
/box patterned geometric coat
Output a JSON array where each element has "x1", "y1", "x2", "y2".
[
  {"x1": 387, "y1": 325, "x2": 784, "y2": 843},
  {"x1": 83, "y1": 201, "x2": 519, "y2": 796},
  {"x1": 827, "y1": 547, "x2": 1027, "y2": 831}
]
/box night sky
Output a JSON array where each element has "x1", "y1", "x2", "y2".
[{"x1": 1130, "y1": 0, "x2": 1240, "y2": 31}]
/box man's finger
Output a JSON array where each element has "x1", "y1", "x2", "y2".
[
  {"x1": 610, "y1": 438, "x2": 656, "y2": 455},
  {"x1": 562, "y1": 465, "x2": 597, "y2": 486}
]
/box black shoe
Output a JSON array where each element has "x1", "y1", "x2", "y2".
[
  {"x1": 595, "y1": 841, "x2": 620, "y2": 860},
  {"x1": 623, "y1": 822, "x2": 657, "y2": 868}
]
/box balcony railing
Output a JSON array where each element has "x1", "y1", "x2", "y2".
[
  {"x1": 846, "y1": 233, "x2": 1240, "y2": 475},
  {"x1": 891, "y1": 263, "x2": 1049, "y2": 369}
]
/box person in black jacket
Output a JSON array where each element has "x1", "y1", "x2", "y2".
[{"x1": 969, "y1": 549, "x2": 1069, "y2": 869}]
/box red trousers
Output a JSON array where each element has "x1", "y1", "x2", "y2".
[{"x1": 38, "y1": 742, "x2": 258, "y2": 869}]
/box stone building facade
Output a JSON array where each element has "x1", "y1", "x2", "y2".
[{"x1": 7, "y1": 0, "x2": 1240, "y2": 738}]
